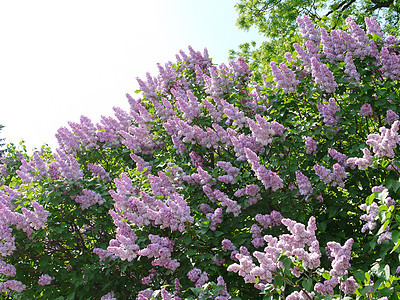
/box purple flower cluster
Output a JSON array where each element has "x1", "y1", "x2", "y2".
[
  {"x1": 317, "y1": 98, "x2": 341, "y2": 127},
  {"x1": 344, "y1": 52, "x2": 360, "y2": 82},
  {"x1": 270, "y1": 61, "x2": 299, "y2": 93},
  {"x1": 247, "y1": 114, "x2": 285, "y2": 147},
  {"x1": 234, "y1": 184, "x2": 261, "y2": 206},
  {"x1": 87, "y1": 163, "x2": 111, "y2": 181},
  {"x1": 101, "y1": 291, "x2": 117, "y2": 300},
  {"x1": 174, "y1": 89, "x2": 202, "y2": 123},
  {"x1": 347, "y1": 148, "x2": 373, "y2": 170},
  {"x1": 365, "y1": 17, "x2": 383, "y2": 37},
  {"x1": 295, "y1": 170, "x2": 313, "y2": 196},
  {"x1": 328, "y1": 148, "x2": 348, "y2": 167},
  {"x1": 297, "y1": 15, "x2": 320, "y2": 46},
  {"x1": 164, "y1": 116, "x2": 220, "y2": 149},
  {"x1": 0, "y1": 280, "x2": 26, "y2": 293},
  {"x1": 366, "y1": 120, "x2": 400, "y2": 158},
  {"x1": 206, "y1": 208, "x2": 223, "y2": 231},
  {"x1": 187, "y1": 268, "x2": 209, "y2": 288},
  {"x1": 380, "y1": 47, "x2": 400, "y2": 80},
  {"x1": 138, "y1": 234, "x2": 180, "y2": 271},
  {"x1": 320, "y1": 28, "x2": 346, "y2": 62},
  {"x1": 75, "y1": 189, "x2": 105, "y2": 210},
  {"x1": 327, "y1": 238, "x2": 354, "y2": 277},
  {"x1": 107, "y1": 210, "x2": 140, "y2": 262},
  {"x1": 305, "y1": 137, "x2": 317, "y2": 154},
  {"x1": 68, "y1": 116, "x2": 98, "y2": 150},
  {"x1": 0, "y1": 260, "x2": 16, "y2": 277},
  {"x1": 254, "y1": 210, "x2": 283, "y2": 228},
  {"x1": 214, "y1": 189, "x2": 242, "y2": 217},
  {"x1": 221, "y1": 239, "x2": 236, "y2": 251},
  {"x1": 228, "y1": 217, "x2": 321, "y2": 290},
  {"x1": 314, "y1": 163, "x2": 347, "y2": 188},
  {"x1": 38, "y1": 274, "x2": 54, "y2": 286},
  {"x1": 244, "y1": 148, "x2": 283, "y2": 191},
  {"x1": 385, "y1": 109, "x2": 399, "y2": 125},
  {"x1": 217, "y1": 161, "x2": 239, "y2": 184},
  {"x1": 21, "y1": 200, "x2": 49, "y2": 230},
  {"x1": 311, "y1": 57, "x2": 337, "y2": 93},
  {"x1": 359, "y1": 103, "x2": 374, "y2": 117}
]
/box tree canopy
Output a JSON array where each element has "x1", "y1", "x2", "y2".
[{"x1": 231, "y1": 0, "x2": 400, "y2": 78}]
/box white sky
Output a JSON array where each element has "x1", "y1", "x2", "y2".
[{"x1": 0, "y1": 0, "x2": 263, "y2": 151}]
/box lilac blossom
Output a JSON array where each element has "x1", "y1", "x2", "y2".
[
  {"x1": 314, "y1": 164, "x2": 333, "y2": 184},
  {"x1": 385, "y1": 109, "x2": 399, "y2": 125},
  {"x1": 21, "y1": 200, "x2": 49, "y2": 230},
  {"x1": 206, "y1": 208, "x2": 223, "y2": 231},
  {"x1": 189, "y1": 151, "x2": 204, "y2": 168},
  {"x1": 295, "y1": 170, "x2": 313, "y2": 196},
  {"x1": 222, "y1": 239, "x2": 236, "y2": 251},
  {"x1": 137, "y1": 234, "x2": 180, "y2": 271},
  {"x1": 187, "y1": 268, "x2": 202, "y2": 282},
  {"x1": 87, "y1": 163, "x2": 111, "y2": 181},
  {"x1": 228, "y1": 217, "x2": 321, "y2": 290},
  {"x1": 314, "y1": 163, "x2": 347, "y2": 188},
  {"x1": 221, "y1": 99, "x2": 248, "y2": 128},
  {"x1": 380, "y1": 47, "x2": 400, "y2": 80},
  {"x1": 360, "y1": 202, "x2": 379, "y2": 232},
  {"x1": 328, "y1": 148, "x2": 348, "y2": 167},
  {"x1": 365, "y1": 17, "x2": 383, "y2": 37},
  {"x1": 38, "y1": 274, "x2": 54, "y2": 286},
  {"x1": 347, "y1": 148, "x2": 373, "y2": 170},
  {"x1": 203, "y1": 66, "x2": 228, "y2": 98},
  {"x1": 0, "y1": 280, "x2": 26, "y2": 293},
  {"x1": 377, "y1": 226, "x2": 392, "y2": 244},
  {"x1": 55, "y1": 126, "x2": 80, "y2": 154},
  {"x1": 296, "y1": 15, "x2": 320, "y2": 46},
  {"x1": 247, "y1": 114, "x2": 285, "y2": 146},
  {"x1": 75, "y1": 189, "x2": 105, "y2": 210},
  {"x1": 214, "y1": 189, "x2": 241, "y2": 216},
  {"x1": 0, "y1": 260, "x2": 16, "y2": 277},
  {"x1": 314, "y1": 277, "x2": 338, "y2": 295},
  {"x1": 270, "y1": 61, "x2": 299, "y2": 93},
  {"x1": 346, "y1": 17, "x2": 371, "y2": 59},
  {"x1": 293, "y1": 43, "x2": 311, "y2": 72},
  {"x1": 317, "y1": 98, "x2": 340, "y2": 127},
  {"x1": 311, "y1": 57, "x2": 337, "y2": 93},
  {"x1": 344, "y1": 52, "x2": 360, "y2": 82},
  {"x1": 217, "y1": 161, "x2": 239, "y2": 184},
  {"x1": 68, "y1": 115, "x2": 98, "y2": 150},
  {"x1": 101, "y1": 291, "x2": 117, "y2": 300},
  {"x1": 54, "y1": 149, "x2": 84, "y2": 180},
  {"x1": 305, "y1": 137, "x2": 317, "y2": 154},
  {"x1": 255, "y1": 210, "x2": 283, "y2": 228},
  {"x1": 286, "y1": 291, "x2": 315, "y2": 299},
  {"x1": 93, "y1": 247, "x2": 116, "y2": 262},
  {"x1": 359, "y1": 103, "x2": 373, "y2": 117},
  {"x1": 244, "y1": 148, "x2": 283, "y2": 191},
  {"x1": 203, "y1": 98, "x2": 223, "y2": 122},
  {"x1": 366, "y1": 120, "x2": 400, "y2": 158},
  {"x1": 326, "y1": 238, "x2": 354, "y2": 277},
  {"x1": 320, "y1": 28, "x2": 336, "y2": 62},
  {"x1": 107, "y1": 211, "x2": 140, "y2": 262}
]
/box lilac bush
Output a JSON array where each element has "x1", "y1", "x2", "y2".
[{"x1": 0, "y1": 15, "x2": 400, "y2": 299}]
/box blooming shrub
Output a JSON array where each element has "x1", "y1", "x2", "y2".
[{"x1": 0, "y1": 17, "x2": 400, "y2": 299}]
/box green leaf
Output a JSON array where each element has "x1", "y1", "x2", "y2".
[{"x1": 302, "y1": 278, "x2": 313, "y2": 291}]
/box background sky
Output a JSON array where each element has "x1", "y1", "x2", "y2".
[{"x1": 0, "y1": 0, "x2": 264, "y2": 152}]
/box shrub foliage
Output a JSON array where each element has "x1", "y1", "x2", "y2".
[{"x1": 1, "y1": 16, "x2": 400, "y2": 299}]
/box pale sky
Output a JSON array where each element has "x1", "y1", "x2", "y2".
[{"x1": 0, "y1": 1, "x2": 264, "y2": 151}]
